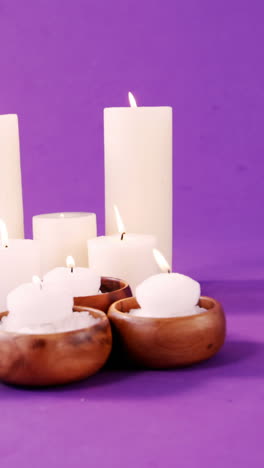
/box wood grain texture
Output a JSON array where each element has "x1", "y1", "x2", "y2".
[
  {"x1": 0, "y1": 306, "x2": 112, "y2": 387},
  {"x1": 74, "y1": 276, "x2": 132, "y2": 313},
  {"x1": 108, "y1": 296, "x2": 226, "y2": 368}
]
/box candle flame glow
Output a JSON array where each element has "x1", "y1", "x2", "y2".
[
  {"x1": 153, "y1": 248, "x2": 171, "y2": 273},
  {"x1": 0, "y1": 219, "x2": 9, "y2": 248},
  {"x1": 128, "y1": 92, "x2": 137, "y2": 108},
  {"x1": 60, "y1": 213, "x2": 65, "y2": 218},
  {"x1": 66, "y1": 255, "x2": 75, "y2": 270},
  {"x1": 114, "y1": 205, "x2": 126, "y2": 237},
  {"x1": 32, "y1": 275, "x2": 42, "y2": 287}
]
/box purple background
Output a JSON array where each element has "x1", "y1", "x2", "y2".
[
  {"x1": 0, "y1": 2, "x2": 263, "y2": 467},
  {"x1": 0, "y1": 0, "x2": 262, "y2": 280}
]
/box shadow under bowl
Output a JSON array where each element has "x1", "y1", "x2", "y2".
[
  {"x1": 108, "y1": 296, "x2": 226, "y2": 368},
  {"x1": 0, "y1": 306, "x2": 112, "y2": 387},
  {"x1": 74, "y1": 276, "x2": 132, "y2": 313}
]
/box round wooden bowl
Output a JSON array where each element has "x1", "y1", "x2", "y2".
[
  {"x1": 0, "y1": 306, "x2": 112, "y2": 387},
  {"x1": 74, "y1": 276, "x2": 132, "y2": 313},
  {"x1": 108, "y1": 296, "x2": 226, "y2": 368}
]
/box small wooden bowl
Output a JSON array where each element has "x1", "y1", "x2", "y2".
[
  {"x1": 74, "y1": 276, "x2": 132, "y2": 313},
  {"x1": 0, "y1": 306, "x2": 112, "y2": 387},
  {"x1": 108, "y1": 296, "x2": 226, "y2": 368}
]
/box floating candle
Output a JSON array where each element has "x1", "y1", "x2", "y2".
[
  {"x1": 44, "y1": 256, "x2": 101, "y2": 297},
  {"x1": 131, "y1": 249, "x2": 204, "y2": 317},
  {"x1": 3, "y1": 275, "x2": 73, "y2": 332}
]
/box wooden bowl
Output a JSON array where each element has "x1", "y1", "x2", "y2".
[
  {"x1": 108, "y1": 296, "x2": 226, "y2": 368},
  {"x1": 74, "y1": 276, "x2": 132, "y2": 313},
  {"x1": 0, "y1": 306, "x2": 112, "y2": 387}
]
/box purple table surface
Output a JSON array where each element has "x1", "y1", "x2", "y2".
[{"x1": 1, "y1": 279, "x2": 263, "y2": 468}]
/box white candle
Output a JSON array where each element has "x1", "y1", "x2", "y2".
[
  {"x1": 0, "y1": 220, "x2": 41, "y2": 312},
  {"x1": 33, "y1": 212, "x2": 97, "y2": 275},
  {"x1": 44, "y1": 255, "x2": 101, "y2": 297},
  {"x1": 135, "y1": 273, "x2": 201, "y2": 317},
  {"x1": 104, "y1": 93, "x2": 173, "y2": 264},
  {"x1": 87, "y1": 206, "x2": 159, "y2": 293},
  {"x1": 131, "y1": 249, "x2": 202, "y2": 317},
  {"x1": 4, "y1": 276, "x2": 73, "y2": 331},
  {"x1": 0, "y1": 115, "x2": 24, "y2": 238}
]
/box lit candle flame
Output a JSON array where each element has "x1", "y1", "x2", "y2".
[
  {"x1": 153, "y1": 248, "x2": 171, "y2": 273},
  {"x1": 128, "y1": 92, "x2": 137, "y2": 108},
  {"x1": 66, "y1": 255, "x2": 75, "y2": 272},
  {"x1": 0, "y1": 219, "x2": 9, "y2": 248},
  {"x1": 32, "y1": 275, "x2": 42, "y2": 289},
  {"x1": 114, "y1": 205, "x2": 126, "y2": 239}
]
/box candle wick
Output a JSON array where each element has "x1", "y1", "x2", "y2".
[
  {"x1": 167, "y1": 269, "x2": 171, "y2": 274},
  {"x1": 0, "y1": 242, "x2": 8, "y2": 248},
  {"x1": 71, "y1": 267, "x2": 74, "y2": 273},
  {"x1": 120, "y1": 232, "x2": 126, "y2": 241}
]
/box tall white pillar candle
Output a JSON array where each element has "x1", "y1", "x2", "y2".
[
  {"x1": 0, "y1": 221, "x2": 40, "y2": 312},
  {"x1": 104, "y1": 94, "x2": 173, "y2": 264},
  {"x1": 33, "y1": 212, "x2": 97, "y2": 275},
  {"x1": 0, "y1": 115, "x2": 24, "y2": 238}
]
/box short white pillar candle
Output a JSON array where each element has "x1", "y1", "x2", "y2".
[
  {"x1": 87, "y1": 206, "x2": 159, "y2": 293},
  {"x1": 0, "y1": 220, "x2": 41, "y2": 312},
  {"x1": 44, "y1": 256, "x2": 101, "y2": 297},
  {"x1": 33, "y1": 212, "x2": 97, "y2": 275}
]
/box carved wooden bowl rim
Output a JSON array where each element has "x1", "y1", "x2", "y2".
[
  {"x1": 0, "y1": 306, "x2": 108, "y2": 338},
  {"x1": 74, "y1": 276, "x2": 130, "y2": 300},
  {"x1": 108, "y1": 296, "x2": 224, "y2": 322}
]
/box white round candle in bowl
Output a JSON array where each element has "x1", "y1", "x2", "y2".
[
  {"x1": 33, "y1": 212, "x2": 97, "y2": 275},
  {"x1": 131, "y1": 249, "x2": 202, "y2": 318},
  {"x1": 44, "y1": 256, "x2": 101, "y2": 297},
  {"x1": 4, "y1": 276, "x2": 73, "y2": 332},
  {"x1": 135, "y1": 273, "x2": 201, "y2": 317}
]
